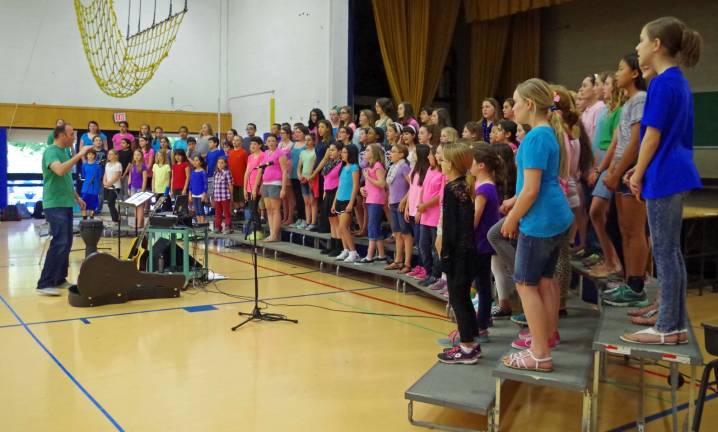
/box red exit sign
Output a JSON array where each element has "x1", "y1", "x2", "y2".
[{"x1": 113, "y1": 112, "x2": 127, "y2": 123}]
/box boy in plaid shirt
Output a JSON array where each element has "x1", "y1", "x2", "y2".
[{"x1": 213, "y1": 157, "x2": 234, "y2": 233}]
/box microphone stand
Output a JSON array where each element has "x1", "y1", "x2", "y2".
[{"x1": 232, "y1": 162, "x2": 298, "y2": 330}]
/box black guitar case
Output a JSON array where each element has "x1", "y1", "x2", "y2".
[{"x1": 69, "y1": 253, "x2": 185, "y2": 307}]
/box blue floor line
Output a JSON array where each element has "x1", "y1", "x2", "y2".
[
  {"x1": 0, "y1": 285, "x2": 384, "y2": 330},
  {"x1": 607, "y1": 390, "x2": 718, "y2": 431},
  {"x1": 0, "y1": 293, "x2": 124, "y2": 431}
]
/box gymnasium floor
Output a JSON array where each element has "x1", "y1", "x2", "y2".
[{"x1": 1, "y1": 220, "x2": 717, "y2": 431}]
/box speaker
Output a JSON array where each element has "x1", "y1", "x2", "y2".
[{"x1": 151, "y1": 238, "x2": 201, "y2": 272}]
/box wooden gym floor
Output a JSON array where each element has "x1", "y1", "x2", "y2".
[{"x1": 1, "y1": 220, "x2": 717, "y2": 431}]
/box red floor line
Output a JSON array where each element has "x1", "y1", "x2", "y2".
[{"x1": 210, "y1": 250, "x2": 449, "y2": 320}]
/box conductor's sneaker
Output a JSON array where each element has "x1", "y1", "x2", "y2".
[
  {"x1": 58, "y1": 280, "x2": 75, "y2": 289},
  {"x1": 335, "y1": 250, "x2": 350, "y2": 261},
  {"x1": 36, "y1": 287, "x2": 61, "y2": 296},
  {"x1": 602, "y1": 285, "x2": 649, "y2": 307},
  {"x1": 437, "y1": 345, "x2": 481, "y2": 365}
]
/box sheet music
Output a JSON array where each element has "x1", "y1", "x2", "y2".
[{"x1": 123, "y1": 192, "x2": 155, "y2": 206}]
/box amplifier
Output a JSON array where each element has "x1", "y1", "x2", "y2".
[{"x1": 149, "y1": 215, "x2": 178, "y2": 228}]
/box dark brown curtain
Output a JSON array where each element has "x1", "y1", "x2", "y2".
[
  {"x1": 498, "y1": 10, "x2": 541, "y2": 98},
  {"x1": 464, "y1": 0, "x2": 572, "y2": 22},
  {"x1": 372, "y1": 0, "x2": 460, "y2": 109},
  {"x1": 468, "y1": 17, "x2": 510, "y2": 120}
]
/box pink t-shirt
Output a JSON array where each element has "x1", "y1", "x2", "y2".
[
  {"x1": 419, "y1": 168, "x2": 445, "y2": 227},
  {"x1": 262, "y1": 148, "x2": 284, "y2": 184},
  {"x1": 407, "y1": 173, "x2": 422, "y2": 217},
  {"x1": 580, "y1": 100, "x2": 606, "y2": 143},
  {"x1": 323, "y1": 161, "x2": 342, "y2": 191},
  {"x1": 246, "y1": 152, "x2": 265, "y2": 193},
  {"x1": 142, "y1": 148, "x2": 155, "y2": 175},
  {"x1": 365, "y1": 161, "x2": 387, "y2": 205},
  {"x1": 112, "y1": 132, "x2": 135, "y2": 151}
]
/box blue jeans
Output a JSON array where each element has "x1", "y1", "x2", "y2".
[
  {"x1": 647, "y1": 193, "x2": 687, "y2": 332},
  {"x1": 192, "y1": 197, "x2": 205, "y2": 216},
  {"x1": 419, "y1": 224, "x2": 439, "y2": 277},
  {"x1": 37, "y1": 207, "x2": 74, "y2": 289},
  {"x1": 367, "y1": 203, "x2": 384, "y2": 240}
]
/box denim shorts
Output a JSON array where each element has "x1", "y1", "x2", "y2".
[
  {"x1": 592, "y1": 170, "x2": 613, "y2": 200},
  {"x1": 192, "y1": 196, "x2": 205, "y2": 216},
  {"x1": 514, "y1": 230, "x2": 568, "y2": 286},
  {"x1": 389, "y1": 203, "x2": 412, "y2": 235},
  {"x1": 367, "y1": 203, "x2": 384, "y2": 240}
]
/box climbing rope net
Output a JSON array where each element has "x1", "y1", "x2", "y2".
[{"x1": 74, "y1": 0, "x2": 188, "y2": 98}]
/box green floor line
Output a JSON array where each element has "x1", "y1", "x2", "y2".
[{"x1": 327, "y1": 297, "x2": 449, "y2": 336}]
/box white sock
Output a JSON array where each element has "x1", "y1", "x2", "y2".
[{"x1": 460, "y1": 345, "x2": 474, "y2": 354}]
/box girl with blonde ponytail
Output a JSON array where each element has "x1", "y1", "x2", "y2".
[{"x1": 498, "y1": 78, "x2": 574, "y2": 373}]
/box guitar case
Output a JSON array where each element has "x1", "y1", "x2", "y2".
[{"x1": 69, "y1": 253, "x2": 185, "y2": 307}]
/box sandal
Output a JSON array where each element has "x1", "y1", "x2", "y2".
[
  {"x1": 503, "y1": 349, "x2": 553, "y2": 373},
  {"x1": 620, "y1": 327, "x2": 688, "y2": 345},
  {"x1": 627, "y1": 302, "x2": 659, "y2": 317},
  {"x1": 384, "y1": 261, "x2": 401, "y2": 270},
  {"x1": 631, "y1": 309, "x2": 658, "y2": 326},
  {"x1": 398, "y1": 265, "x2": 412, "y2": 274},
  {"x1": 588, "y1": 263, "x2": 623, "y2": 278}
]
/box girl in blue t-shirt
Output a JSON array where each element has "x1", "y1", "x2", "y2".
[
  {"x1": 189, "y1": 156, "x2": 208, "y2": 223},
  {"x1": 622, "y1": 17, "x2": 703, "y2": 346},
  {"x1": 332, "y1": 145, "x2": 360, "y2": 263},
  {"x1": 500, "y1": 78, "x2": 574, "y2": 373}
]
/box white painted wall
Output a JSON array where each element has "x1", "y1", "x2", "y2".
[
  {"x1": 225, "y1": 0, "x2": 349, "y2": 134},
  {"x1": 0, "y1": 0, "x2": 225, "y2": 113}
]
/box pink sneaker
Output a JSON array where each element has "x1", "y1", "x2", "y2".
[
  {"x1": 518, "y1": 329, "x2": 561, "y2": 343},
  {"x1": 511, "y1": 334, "x2": 559, "y2": 350},
  {"x1": 411, "y1": 267, "x2": 427, "y2": 280},
  {"x1": 406, "y1": 266, "x2": 423, "y2": 277}
]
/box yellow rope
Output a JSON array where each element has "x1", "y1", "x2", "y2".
[{"x1": 74, "y1": 0, "x2": 187, "y2": 98}]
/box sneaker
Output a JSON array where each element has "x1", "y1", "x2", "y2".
[
  {"x1": 410, "y1": 267, "x2": 427, "y2": 280},
  {"x1": 37, "y1": 287, "x2": 61, "y2": 296},
  {"x1": 511, "y1": 313, "x2": 527, "y2": 326},
  {"x1": 602, "y1": 285, "x2": 649, "y2": 307},
  {"x1": 374, "y1": 256, "x2": 388, "y2": 262},
  {"x1": 437, "y1": 345, "x2": 482, "y2": 364},
  {"x1": 58, "y1": 280, "x2": 75, "y2": 289},
  {"x1": 291, "y1": 219, "x2": 304, "y2": 228},
  {"x1": 222, "y1": 228, "x2": 232, "y2": 235},
  {"x1": 419, "y1": 276, "x2": 437, "y2": 287},
  {"x1": 491, "y1": 304, "x2": 512, "y2": 319},
  {"x1": 512, "y1": 335, "x2": 558, "y2": 350},
  {"x1": 335, "y1": 250, "x2": 349, "y2": 261},
  {"x1": 343, "y1": 251, "x2": 360, "y2": 263},
  {"x1": 429, "y1": 279, "x2": 447, "y2": 291},
  {"x1": 355, "y1": 257, "x2": 374, "y2": 264},
  {"x1": 306, "y1": 224, "x2": 317, "y2": 231},
  {"x1": 406, "y1": 266, "x2": 423, "y2": 277},
  {"x1": 297, "y1": 221, "x2": 308, "y2": 229}
]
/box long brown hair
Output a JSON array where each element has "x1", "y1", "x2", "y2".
[{"x1": 441, "y1": 142, "x2": 474, "y2": 196}]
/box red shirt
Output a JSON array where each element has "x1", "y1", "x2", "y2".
[
  {"x1": 171, "y1": 161, "x2": 189, "y2": 190},
  {"x1": 228, "y1": 148, "x2": 248, "y2": 187}
]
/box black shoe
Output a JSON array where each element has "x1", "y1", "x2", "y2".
[
  {"x1": 320, "y1": 239, "x2": 335, "y2": 255},
  {"x1": 328, "y1": 244, "x2": 343, "y2": 258}
]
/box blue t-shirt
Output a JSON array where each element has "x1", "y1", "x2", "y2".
[
  {"x1": 189, "y1": 170, "x2": 208, "y2": 196},
  {"x1": 336, "y1": 163, "x2": 359, "y2": 201},
  {"x1": 515, "y1": 125, "x2": 574, "y2": 237},
  {"x1": 205, "y1": 149, "x2": 224, "y2": 177},
  {"x1": 81, "y1": 162, "x2": 103, "y2": 195},
  {"x1": 640, "y1": 66, "x2": 701, "y2": 199},
  {"x1": 151, "y1": 138, "x2": 162, "y2": 153},
  {"x1": 80, "y1": 132, "x2": 107, "y2": 147},
  {"x1": 173, "y1": 139, "x2": 188, "y2": 152},
  {"x1": 290, "y1": 145, "x2": 303, "y2": 180}
]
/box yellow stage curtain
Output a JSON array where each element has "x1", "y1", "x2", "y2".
[
  {"x1": 372, "y1": 0, "x2": 460, "y2": 109},
  {"x1": 498, "y1": 10, "x2": 541, "y2": 98},
  {"x1": 464, "y1": 0, "x2": 572, "y2": 22},
  {"x1": 468, "y1": 16, "x2": 510, "y2": 120}
]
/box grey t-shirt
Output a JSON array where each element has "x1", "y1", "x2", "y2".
[{"x1": 614, "y1": 91, "x2": 646, "y2": 161}]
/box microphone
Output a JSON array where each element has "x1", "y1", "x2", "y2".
[{"x1": 254, "y1": 161, "x2": 274, "y2": 170}]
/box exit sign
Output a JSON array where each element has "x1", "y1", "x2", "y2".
[{"x1": 113, "y1": 112, "x2": 127, "y2": 123}]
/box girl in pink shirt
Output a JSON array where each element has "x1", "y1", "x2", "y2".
[
  {"x1": 311, "y1": 142, "x2": 345, "y2": 256},
  {"x1": 402, "y1": 144, "x2": 430, "y2": 276},
  {"x1": 416, "y1": 146, "x2": 445, "y2": 286},
  {"x1": 358, "y1": 144, "x2": 388, "y2": 263},
  {"x1": 243, "y1": 138, "x2": 265, "y2": 237}
]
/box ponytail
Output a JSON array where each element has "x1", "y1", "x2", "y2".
[
  {"x1": 644, "y1": 16, "x2": 702, "y2": 68},
  {"x1": 549, "y1": 113, "x2": 569, "y2": 179}
]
